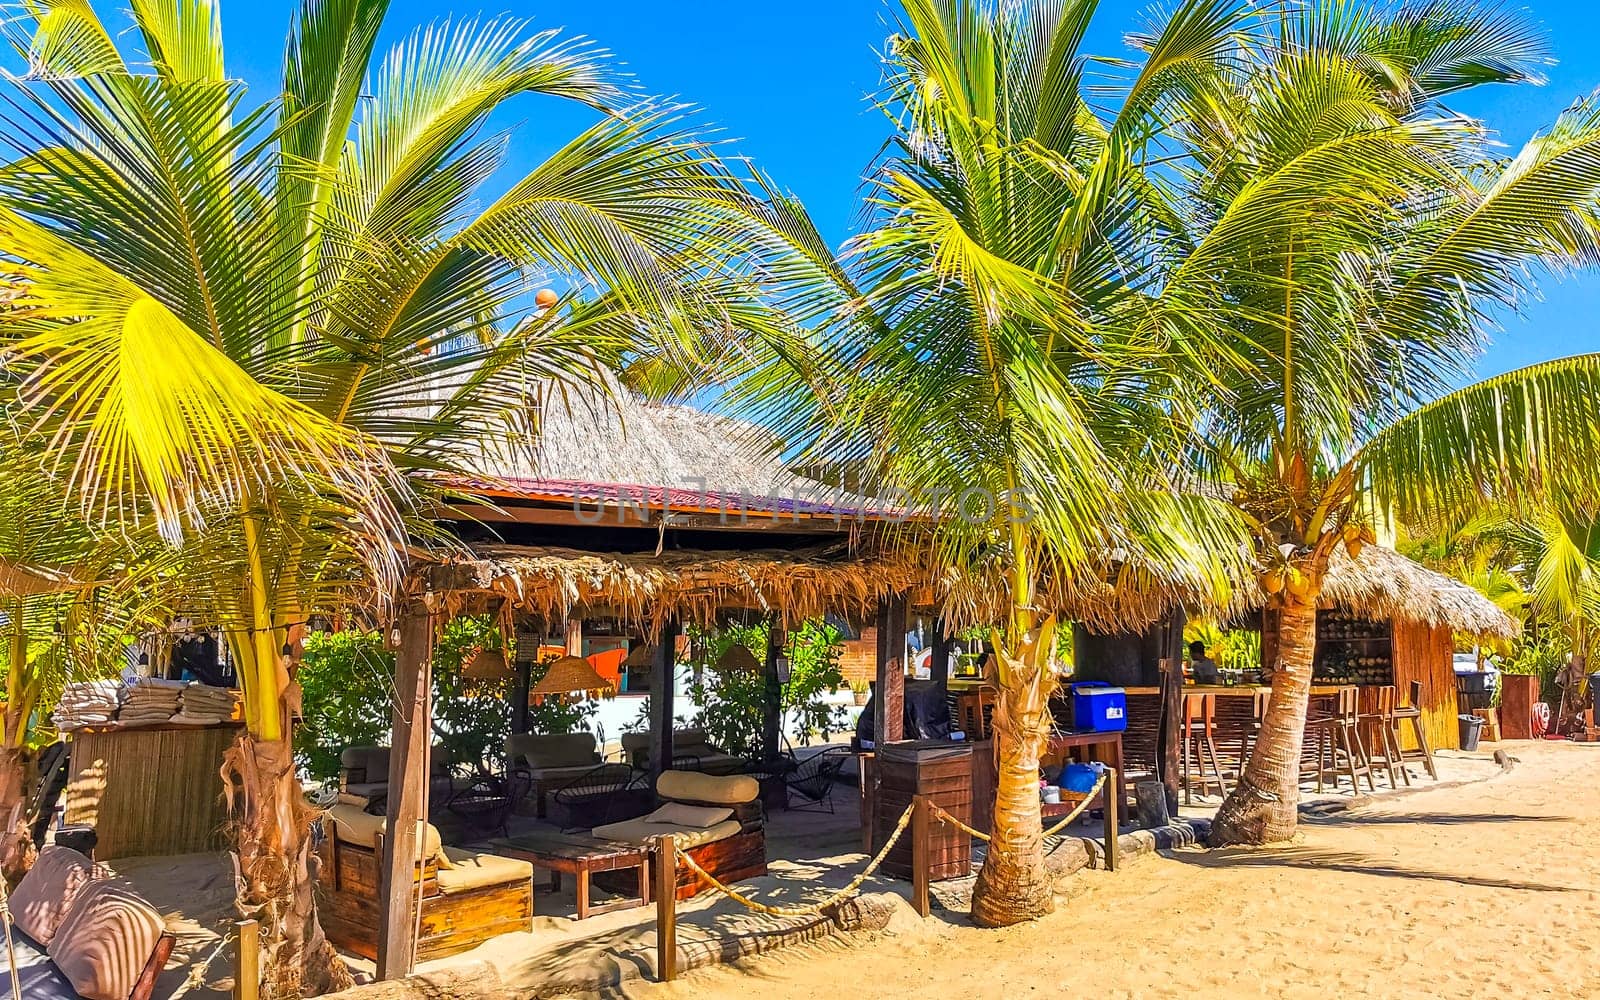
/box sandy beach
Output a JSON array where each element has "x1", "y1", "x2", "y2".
[{"x1": 625, "y1": 741, "x2": 1600, "y2": 1000}]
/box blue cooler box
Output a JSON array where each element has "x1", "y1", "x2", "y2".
[{"x1": 1070, "y1": 682, "x2": 1127, "y2": 733}]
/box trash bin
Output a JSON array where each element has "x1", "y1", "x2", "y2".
[
  {"x1": 1458, "y1": 713, "x2": 1485, "y2": 752},
  {"x1": 1590, "y1": 672, "x2": 1600, "y2": 717}
]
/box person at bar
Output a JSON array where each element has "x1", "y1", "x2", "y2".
[{"x1": 1189, "y1": 640, "x2": 1221, "y2": 685}]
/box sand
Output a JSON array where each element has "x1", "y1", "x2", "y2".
[{"x1": 624, "y1": 741, "x2": 1600, "y2": 1000}]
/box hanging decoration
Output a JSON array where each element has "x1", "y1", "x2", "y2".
[
  {"x1": 529, "y1": 654, "x2": 615, "y2": 703},
  {"x1": 463, "y1": 645, "x2": 512, "y2": 681},
  {"x1": 713, "y1": 643, "x2": 761, "y2": 674}
]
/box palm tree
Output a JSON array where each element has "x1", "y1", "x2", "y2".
[
  {"x1": 1125, "y1": 0, "x2": 1600, "y2": 844},
  {"x1": 740, "y1": 0, "x2": 1253, "y2": 926},
  {"x1": 0, "y1": 452, "x2": 168, "y2": 878},
  {"x1": 1, "y1": 1, "x2": 805, "y2": 992}
]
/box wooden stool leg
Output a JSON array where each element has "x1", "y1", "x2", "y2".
[
  {"x1": 1409, "y1": 717, "x2": 1437, "y2": 779},
  {"x1": 1205, "y1": 735, "x2": 1228, "y2": 796},
  {"x1": 1387, "y1": 723, "x2": 1410, "y2": 786}
]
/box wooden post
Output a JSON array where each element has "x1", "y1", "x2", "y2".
[
  {"x1": 930, "y1": 616, "x2": 950, "y2": 708},
  {"x1": 1103, "y1": 767, "x2": 1120, "y2": 872},
  {"x1": 564, "y1": 617, "x2": 583, "y2": 656},
  {"x1": 655, "y1": 835, "x2": 677, "y2": 982},
  {"x1": 649, "y1": 619, "x2": 681, "y2": 794},
  {"x1": 512, "y1": 658, "x2": 531, "y2": 735},
  {"x1": 762, "y1": 615, "x2": 784, "y2": 761},
  {"x1": 874, "y1": 594, "x2": 908, "y2": 745},
  {"x1": 911, "y1": 795, "x2": 930, "y2": 917},
  {"x1": 378, "y1": 605, "x2": 433, "y2": 980},
  {"x1": 233, "y1": 919, "x2": 259, "y2": 1000}
]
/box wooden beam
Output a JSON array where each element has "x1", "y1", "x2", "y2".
[
  {"x1": 648, "y1": 619, "x2": 681, "y2": 793},
  {"x1": 512, "y1": 658, "x2": 531, "y2": 734},
  {"x1": 377, "y1": 605, "x2": 433, "y2": 980},
  {"x1": 874, "y1": 594, "x2": 909, "y2": 745},
  {"x1": 930, "y1": 616, "x2": 950, "y2": 709},
  {"x1": 762, "y1": 615, "x2": 783, "y2": 761}
]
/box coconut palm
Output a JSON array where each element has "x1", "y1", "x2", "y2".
[
  {"x1": 1126, "y1": 0, "x2": 1600, "y2": 844},
  {"x1": 1, "y1": 0, "x2": 807, "y2": 992},
  {"x1": 737, "y1": 0, "x2": 1257, "y2": 926},
  {"x1": 0, "y1": 450, "x2": 172, "y2": 877}
]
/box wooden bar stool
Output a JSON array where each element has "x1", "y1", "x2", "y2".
[
  {"x1": 1181, "y1": 693, "x2": 1227, "y2": 802},
  {"x1": 1331, "y1": 686, "x2": 1376, "y2": 793},
  {"x1": 1300, "y1": 693, "x2": 1336, "y2": 792},
  {"x1": 1393, "y1": 680, "x2": 1438, "y2": 780},
  {"x1": 1358, "y1": 685, "x2": 1404, "y2": 788}
]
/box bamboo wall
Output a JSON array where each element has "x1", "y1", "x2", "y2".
[
  {"x1": 65, "y1": 724, "x2": 238, "y2": 859},
  {"x1": 1392, "y1": 621, "x2": 1461, "y2": 751}
]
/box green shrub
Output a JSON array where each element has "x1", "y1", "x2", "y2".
[{"x1": 683, "y1": 618, "x2": 847, "y2": 756}]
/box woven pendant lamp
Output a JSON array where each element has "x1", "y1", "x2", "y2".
[
  {"x1": 530, "y1": 654, "x2": 615, "y2": 701},
  {"x1": 622, "y1": 643, "x2": 655, "y2": 668},
  {"x1": 463, "y1": 645, "x2": 512, "y2": 681},
  {"x1": 713, "y1": 643, "x2": 761, "y2": 674}
]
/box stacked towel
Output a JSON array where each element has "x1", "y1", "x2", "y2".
[
  {"x1": 171, "y1": 683, "x2": 240, "y2": 725},
  {"x1": 54, "y1": 681, "x2": 123, "y2": 730},
  {"x1": 117, "y1": 678, "x2": 185, "y2": 727}
]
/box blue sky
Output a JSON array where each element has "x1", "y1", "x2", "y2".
[{"x1": 40, "y1": 1, "x2": 1600, "y2": 380}]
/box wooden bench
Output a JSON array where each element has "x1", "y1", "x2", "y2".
[{"x1": 316, "y1": 804, "x2": 534, "y2": 963}]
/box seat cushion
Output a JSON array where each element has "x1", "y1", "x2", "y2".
[
  {"x1": 46, "y1": 881, "x2": 164, "y2": 1000},
  {"x1": 656, "y1": 770, "x2": 759, "y2": 805},
  {"x1": 435, "y1": 848, "x2": 534, "y2": 895},
  {"x1": 13, "y1": 930, "x2": 78, "y2": 1000},
  {"x1": 11, "y1": 845, "x2": 96, "y2": 945},
  {"x1": 326, "y1": 803, "x2": 444, "y2": 861},
  {"x1": 591, "y1": 817, "x2": 742, "y2": 850},
  {"x1": 507, "y1": 732, "x2": 598, "y2": 769},
  {"x1": 644, "y1": 802, "x2": 733, "y2": 828}
]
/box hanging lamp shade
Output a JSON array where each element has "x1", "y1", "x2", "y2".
[
  {"x1": 622, "y1": 643, "x2": 656, "y2": 668},
  {"x1": 463, "y1": 646, "x2": 512, "y2": 681},
  {"x1": 714, "y1": 643, "x2": 761, "y2": 674},
  {"x1": 530, "y1": 655, "x2": 614, "y2": 700}
]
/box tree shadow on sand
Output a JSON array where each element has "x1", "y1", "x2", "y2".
[
  {"x1": 1173, "y1": 847, "x2": 1580, "y2": 893},
  {"x1": 1300, "y1": 810, "x2": 1570, "y2": 827}
]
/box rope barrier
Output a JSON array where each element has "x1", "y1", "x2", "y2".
[
  {"x1": 672, "y1": 800, "x2": 916, "y2": 917},
  {"x1": 670, "y1": 772, "x2": 1113, "y2": 920},
  {"x1": 927, "y1": 773, "x2": 1108, "y2": 842}
]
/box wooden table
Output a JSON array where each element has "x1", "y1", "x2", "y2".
[
  {"x1": 488, "y1": 831, "x2": 650, "y2": 920},
  {"x1": 1045, "y1": 730, "x2": 1128, "y2": 810}
]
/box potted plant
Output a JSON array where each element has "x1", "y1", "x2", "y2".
[{"x1": 850, "y1": 679, "x2": 870, "y2": 707}]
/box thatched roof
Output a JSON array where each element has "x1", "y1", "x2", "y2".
[
  {"x1": 1231, "y1": 544, "x2": 1517, "y2": 639},
  {"x1": 422, "y1": 542, "x2": 926, "y2": 629},
  {"x1": 454, "y1": 377, "x2": 879, "y2": 516},
  {"x1": 1318, "y1": 545, "x2": 1516, "y2": 638}
]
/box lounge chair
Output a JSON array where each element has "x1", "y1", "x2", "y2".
[
  {"x1": 550, "y1": 763, "x2": 651, "y2": 832},
  {"x1": 316, "y1": 804, "x2": 533, "y2": 962},
  {"x1": 8, "y1": 846, "x2": 175, "y2": 1000},
  {"x1": 591, "y1": 770, "x2": 766, "y2": 900},
  {"x1": 504, "y1": 732, "x2": 603, "y2": 816},
  {"x1": 619, "y1": 728, "x2": 745, "y2": 775},
  {"x1": 337, "y1": 744, "x2": 456, "y2": 807}
]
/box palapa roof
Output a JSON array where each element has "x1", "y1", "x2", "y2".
[
  {"x1": 423, "y1": 542, "x2": 926, "y2": 629},
  {"x1": 1311, "y1": 544, "x2": 1517, "y2": 639},
  {"x1": 452, "y1": 377, "x2": 882, "y2": 518}
]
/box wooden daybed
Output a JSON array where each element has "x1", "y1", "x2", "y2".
[
  {"x1": 592, "y1": 770, "x2": 766, "y2": 901},
  {"x1": 316, "y1": 804, "x2": 535, "y2": 962}
]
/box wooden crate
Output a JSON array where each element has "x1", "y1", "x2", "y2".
[{"x1": 874, "y1": 741, "x2": 972, "y2": 881}]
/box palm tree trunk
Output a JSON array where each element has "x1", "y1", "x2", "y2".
[
  {"x1": 1210, "y1": 592, "x2": 1318, "y2": 844},
  {"x1": 969, "y1": 630, "x2": 1055, "y2": 926},
  {"x1": 223, "y1": 732, "x2": 352, "y2": 998},
  {"x1": 0, "y1": 744, "x2": 34, "y2": 879}
]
